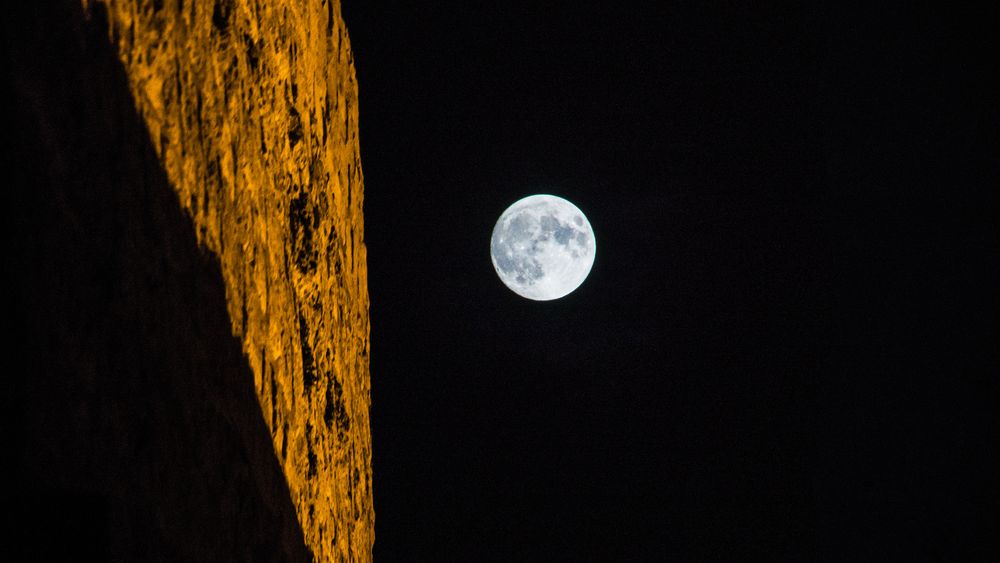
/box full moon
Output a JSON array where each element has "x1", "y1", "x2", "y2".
[{"x1": 490, "y1": 194, "x2": 596, "y2": 300}]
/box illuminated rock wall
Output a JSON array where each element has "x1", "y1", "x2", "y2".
[{"x1": 89, "y1": 1, "x2": 373, "y2": 559}]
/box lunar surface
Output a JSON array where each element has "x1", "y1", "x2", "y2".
[{"x1": 491, "y1": 194, "x2": 596, "y2": 300}]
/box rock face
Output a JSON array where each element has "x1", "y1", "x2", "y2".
[
  {"x1": 4, "y1": 0, "x2": 371, "y2": 560},
  {"x1": 86, "y1": 0, "x2": 373, "y2": 560},
  {"x1": 6, "y1": 1, "x2": 313, "y2": 559}
]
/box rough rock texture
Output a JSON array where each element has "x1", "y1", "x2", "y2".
[
  {"x1": 86, "y1": 0, "x2": 373, "y2": 560},
  {"x1": 5, "y1": 1, "x2": 312, "y2": 560}
]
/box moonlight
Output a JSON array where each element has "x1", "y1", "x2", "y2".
[{"x1": 490, "y1": 194, "x2": 596, "y2": 300}]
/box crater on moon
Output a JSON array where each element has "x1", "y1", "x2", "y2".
[{"x1": 490, "y1": 194, "x2": 596, "y2": 300}]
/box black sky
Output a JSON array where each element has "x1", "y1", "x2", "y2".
[{"x1": 342, "y1": 2, "x2": 995, "y2": 561}]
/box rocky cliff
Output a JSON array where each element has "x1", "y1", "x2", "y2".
[
  {"x1": 89, "y1": 0, "x2": 373, "y2": 559},
  {"x1": 4, "y1": 0, "x2": 372, "y2": 560}
]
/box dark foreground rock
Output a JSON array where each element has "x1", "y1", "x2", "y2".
[{"x1": 3, "y1": 2, "x2": 313, "y2": 560}]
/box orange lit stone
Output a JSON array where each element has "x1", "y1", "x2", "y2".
[{"x1": 89, "y1": 1, "x2": 373, "y2": 559}]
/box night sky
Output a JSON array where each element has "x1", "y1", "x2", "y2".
[{"x1": 342, "y1": 2, "x2": 995, "y2": 561}]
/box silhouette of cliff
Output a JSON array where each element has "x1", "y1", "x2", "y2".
[
  {"x1": 87, "y1": 1, "x2": 373, "y2": 559},
  {"x1": 4, "y1": 1, "x2": 370, "y2": 560}
]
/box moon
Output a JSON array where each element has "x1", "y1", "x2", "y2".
[{"x1": 490, "y1": 194, "x2": 596, "y2": 300}]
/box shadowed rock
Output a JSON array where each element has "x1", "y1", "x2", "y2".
[
  {"x1": 87, "y1": 0, "x2": 374, "y2": 560},
  {"x1": 4, "y1": 1, "x2": 312, "y2": 560}
]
